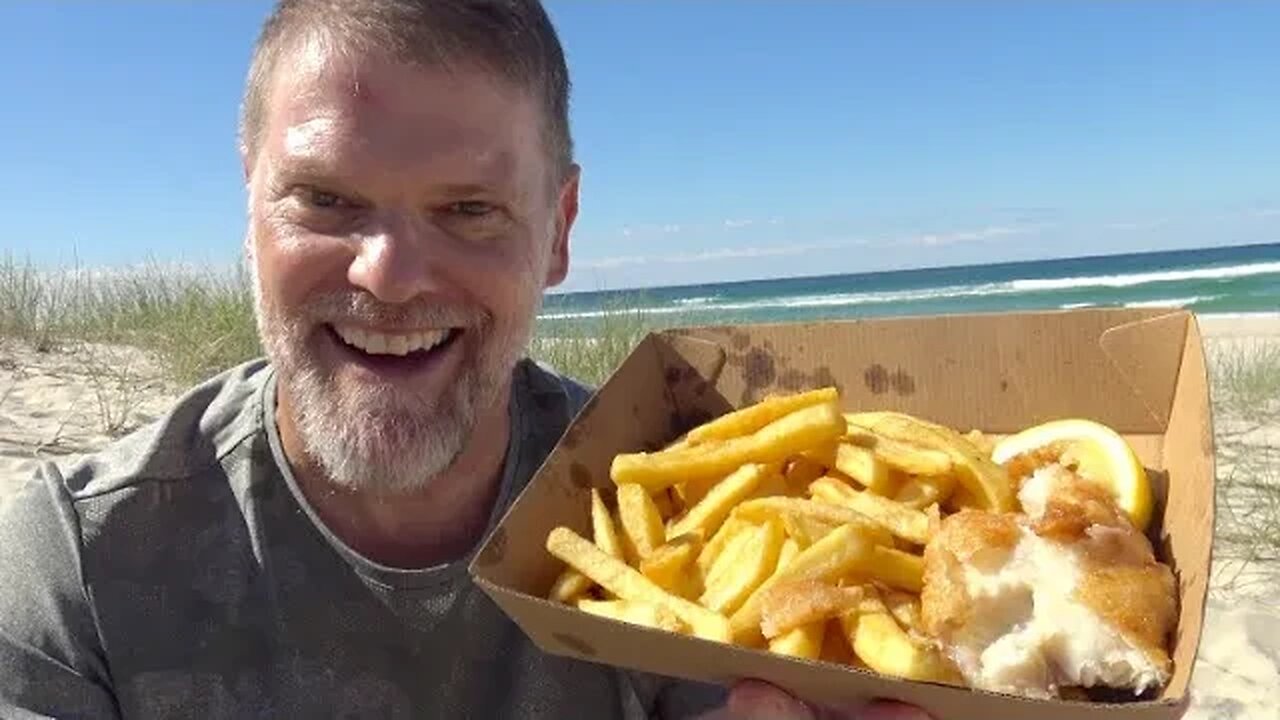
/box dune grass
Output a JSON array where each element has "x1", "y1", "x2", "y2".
[
  {"x1": 0, "y1": 256, "x2": 666, "y2": 390},
  {"x1": 0, "y1": 254, "x2": 261, "y2": 388},
  {"x1": 529, "y1": 293, "x2": 678, "y2": 387},
  {"x1": 1207, "y1": 339, "x2": 1280, "y2": 595}
]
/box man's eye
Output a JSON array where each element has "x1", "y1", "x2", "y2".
[
  {"x1": 299, "y1": 187, "x2": 351, "y2": 209},
  {"x1": 448, "y1": 200, "x2": 495, "y2": 216}
]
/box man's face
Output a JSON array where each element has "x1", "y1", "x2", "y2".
[{"x1": 244, "y1": 41, "x2": 576, "y2": 493}]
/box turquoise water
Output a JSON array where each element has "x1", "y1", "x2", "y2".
[{"x1": 540, "y1": 242, "x2": 1280, "y2": 327}]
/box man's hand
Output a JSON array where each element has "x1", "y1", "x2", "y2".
[{"x1": 697, "y1": 679, "x2": 934, "y2": 720}]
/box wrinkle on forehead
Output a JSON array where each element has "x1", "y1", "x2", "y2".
[{"x1": 263, "y1": 38, "x2": 545, "y2": 197}]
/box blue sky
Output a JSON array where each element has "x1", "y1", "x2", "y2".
[{"x1": 2, "y1": 2, "x2": 1277, "y2": 292}]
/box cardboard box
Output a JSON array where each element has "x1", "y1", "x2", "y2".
[{"x1": 469, "y1": 308, "x2": 1214, "y2": 719}]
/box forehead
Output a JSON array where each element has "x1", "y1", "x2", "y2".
[{"x1": 260, "y1": 38, "x2": 545, "y2": 182}]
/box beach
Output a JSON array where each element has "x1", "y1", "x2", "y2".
[{"x1": 1, "y1": 312, "x2": 1277, "y2": 716}]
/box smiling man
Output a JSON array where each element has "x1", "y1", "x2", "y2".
[{"x1": 0, "y1": 2, "x2": 927, "y2": 719}]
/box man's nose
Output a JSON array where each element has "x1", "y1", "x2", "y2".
[{"x1": 347, "y1": 216, "x2": 447, "y2": 305}]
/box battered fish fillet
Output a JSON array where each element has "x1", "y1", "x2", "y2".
[{"x1": 920, "y1": 464, "x2": 1178, "y2": 699}]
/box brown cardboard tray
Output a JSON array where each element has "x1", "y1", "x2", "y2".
[{"x1": 470, "y1": 308, "x2": 1214, "y2": 719}]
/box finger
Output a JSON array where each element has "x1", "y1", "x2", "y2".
[
  {"x1": 848, "y1": 700, "x2": 935, "y2": 720},
  {"x1": 725, "y1": 679, "x2": 817, "y2": 719}
]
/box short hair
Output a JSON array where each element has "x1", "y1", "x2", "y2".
[{"x1": 238, "y1": 0, "x2": 574, "y2": 180}]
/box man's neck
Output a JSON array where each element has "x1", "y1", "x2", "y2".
[{"x1": 276, "y1": 383, "x2": 515, "y2": 570}]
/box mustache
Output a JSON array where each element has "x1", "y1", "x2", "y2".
[{"x1": 299, "y1": 292, "x2": 488, "y2": 331}]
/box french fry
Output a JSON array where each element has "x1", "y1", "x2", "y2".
[
  {"x1": 685, "y1": 387, "x2": 839, "y2": 445},
  {"x1": 780, "y1": 514, "x2": 839, "y2": 549},
  {"x1": 820, "y1": 618, "x2": 858, "y2": 666},
  {"x1": 590, "y1": 488, "x2": 626, "y2": 560},
  {"x1": 776, "y1": 537, "x2": 801, "y2": 573},
  {"x1": 576, "y1": 598, "x2": 686, "y2": 634},
  {"x1": 864, "y1": 546, "x2": 925, "y2": 593},
  {"x1": 617, "y1": 483, "x2": 666, "y2": 562},
  {"x1": 783, "y1": 455, "x2": 829, "y2": 493},
  {"x1": 611, "y1": 402, "x2": 847, "y2": 492},
  {"x1": 668, "y1": 463, "x2": 769, "y2": 541},
  {"x1": 729, "y1": 524, "x2": 877, "y2": 644},
  {"x1": 845, "y1": 427, "x2": 954, "y2": 477},
  {"x1": 700, "y1": 519, "x2": 786, "y2": 616},
  {"x1": 731, "y1": 497, "x2": 894, "y2": 547},
  {"x1": 760, "y1": 580, "x2": 866, "y2": 639},
  {"x1": 965, "y1": 429, "x2": 996, "y2": 457},
  {"x1": 846, "y1": 411, "x2": 1015, "y2": 512},
  {"x1": 893, "y1": 475, "x2": 955, "y2": 510},
  {"x1": 544, "y1": 389, "x2": 1046, "y2": 693},
  {"x1": 705, "y1": 527, "x2": 755, "y2": 590},
  {"x1": 674, "y1": 475, "x2": 719, "y2": 509},
  {"x1": 948, "y1": 483, "x2": 985, "y2": 511},
  {"x1": 883, "y1": 590, "x2": 924, "y2": 636},
  {"x1": 549, "y1": 489, "x2": 625, "y2": 603},
  {"x1": 768, "y1": 621, "x2": 826, "y2": 660},
  {"x1": 809, "y1": 477, "x2": 933, "y2": 546},
  {"x1": 845, "y1": 411, "x2": 949, "y2": 435},
  {"x1": 841, "y1": 587, "x2": 962, "y2": 684},
  {"x1": 651, "y1": 486, "x2": 678, "y2": 520},
  {"x1": 640, "y1": 534, "x2": 702, "y2": 596},
  {"x1": 749, "y1": 469, "x2": 792, "y2": 499},
  {"x1": 696, "y1": 516, "x2": 753, "y2": 579},
  {"x1": 548, "y1": 569, "x2": 594, "y2": 604},
  {"x1": 834, "y1": 443, "x2": 901, "y2": 496},
  {"x1": 547, "y1": 527, "x2": 731, "y2": 642},
  {"x1": 798, "y1": 442, "x2": 838, "y2": 470}
]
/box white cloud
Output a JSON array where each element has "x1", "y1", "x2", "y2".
[
  {"x1": 1255, "y1": 208, "x2": 1280, "y2": 218},
  {"x1": 894, "y1": 224, "x2": 1042, "y2": 248},
  {"x1": 574, "y1": 240, "x2": 851, "y2": 270},
  {"x1": 662, "y1": 224, "x2": 681, "y2": 234},
  {"x1": 1104, "y1": 218, "x2": 1169, "y2": 231},
  {"x1": 723, "y1": 218, "x2": 754, "y2": 229},
  {"x1": 576, "y1": 223, "x2": 1041, "y2": 272}
]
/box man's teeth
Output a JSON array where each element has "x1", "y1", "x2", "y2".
[{"x1": 333, "y1": 326, "x2": 451, "y2": 356}]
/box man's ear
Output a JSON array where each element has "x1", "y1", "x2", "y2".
[
  {"x1": 545, "y1": 164, "x2": 580, "y2": 289},
  {"x1": 241, "y1": 146, "x2": 254, "y2": 185}
]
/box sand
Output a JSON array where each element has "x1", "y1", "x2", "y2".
[
  {"x1": 0, "y1": 339, "x2": 174, "y2": 497},
  {"x1": 1, "y1": 314, "x2": 1278, "y2": 716}
]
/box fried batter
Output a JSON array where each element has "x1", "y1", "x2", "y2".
[{"x1": 921, "y1": 464, "x2": 1177, "y2": 699}]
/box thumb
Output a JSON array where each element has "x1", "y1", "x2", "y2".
[
  {"x1": 838, "y1": 699, "x2": 935, "y2": 720},
  {"x1": 692, "y1": 679, "x2": 817, "y2": 719}
]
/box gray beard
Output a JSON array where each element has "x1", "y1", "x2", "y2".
[
  {"x1": 247, "y1": 256, "x2": 533, "y2": 495},
  {"x1": 282, "y1": 350, "x2": 479, "y2": 494}
]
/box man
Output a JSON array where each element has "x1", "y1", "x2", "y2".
[{"x1": 0, "y1": 2, "x2": 928, "y2": 717}]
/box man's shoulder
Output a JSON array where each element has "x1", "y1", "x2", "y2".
[
  {"x1": 519, "y1": 356, "x2": 595, "y2": 422},
  {"x1": 53, "y1": 358, "x2": 274, "y2": 501}
]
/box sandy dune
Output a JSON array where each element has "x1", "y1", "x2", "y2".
[
  {"x1": 1, "y1": 316, "x2": 1277, "y2": 716},
  {"x1": 0, "y1": 339, "x2": 174, "y2": 495}
]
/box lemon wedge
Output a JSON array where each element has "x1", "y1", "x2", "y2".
[{"x1": 990, "y1": 419, "x2": 1153, "y2": 531}]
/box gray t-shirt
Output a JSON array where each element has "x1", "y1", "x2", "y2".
[{"x1": 0, "y1": 358, "x2": 726, "y2": 719}]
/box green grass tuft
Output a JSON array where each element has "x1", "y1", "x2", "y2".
[
  {"x1": 0, "y1": 258, "x2": 679, "y2": 389},
  {"x1": 529, "y1": 292, "x2": 683, "y2": 387},
  {"x1": 1209, "y1": 339, "x2": 1280, "y2": 424},
  {"x1": 1207, "y1": 338, "x2": 1280, "y2": 595},
  {"x1": 0, "y1": 255, "x2": 262, "y2": 388}
]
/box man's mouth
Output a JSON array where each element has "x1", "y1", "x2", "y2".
[{"x1": 325, "y1": 323, "x2": 463, "y2": 374}]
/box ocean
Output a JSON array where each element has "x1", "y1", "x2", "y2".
[{"x1": 539, "y1": 242, "x2": 1280, "y2": 328}]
